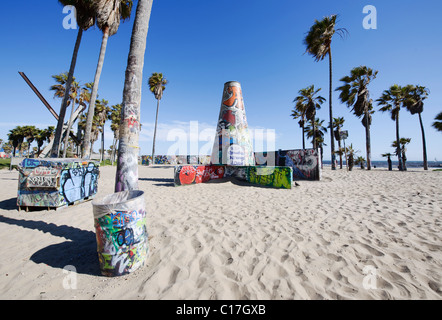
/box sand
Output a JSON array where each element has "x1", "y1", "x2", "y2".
[{"x1": 0, "y1": 165, "x2": 441, "y2": 300}]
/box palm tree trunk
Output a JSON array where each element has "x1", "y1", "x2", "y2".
[
  {"x1": 365, "y1": 110, "x2": 372, "y2": 170},
  {"x1": 111, "y1": 137, "x2": 117, "y2": 165},
  {"x1": 418, "y1": 113, "x2": 428, "y2": 170},
  {"x1": 82, "y1": 26, "x2": 110, "y2": 159},
  {"x1": 152, "y1": 99, "x2": 160, "y2": 161},
  {"x1": 395, "y1": 111, "x2": 403, "y2": 171},
  {"x1": 101, "y1": 126, "x2": 105, "y2": 162},
  {"x1": 302, "y1": 123, "x2": 305, "y2": 150},
  {"x1": 115, "y1": 0, "x2": 153, "y2": 192},
  {"x1": 337, "y1": 138, "x2": 342, "y2": 169},
  {"x1": 328, "y1": 50, "x2": 336, "y2": 170},
  {"x1": 51, "y1": 28, "x2": 83, "y2": 158},
  {"x1": 62, "y1": 103, "x2": 76, "y2": 158}
]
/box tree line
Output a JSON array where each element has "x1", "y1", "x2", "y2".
[{"x1": 292, "y1": 15, "x2": 442, "y2": 171}]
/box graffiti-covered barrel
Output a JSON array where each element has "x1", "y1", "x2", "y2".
[{"x1": 92, "y1": 190, "x2": 148, "y2": 277}]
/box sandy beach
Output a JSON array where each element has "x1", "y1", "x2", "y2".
[{"x1": 0, "y1": 165, "x2": 441, "y2": 300}]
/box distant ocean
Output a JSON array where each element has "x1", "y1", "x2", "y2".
[{"x1": 322, "y1": 160, "x2": 442, "y2": 169}]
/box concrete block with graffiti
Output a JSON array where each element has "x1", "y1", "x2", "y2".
[
  {"x1": 17, "y1": 158, "x2": 100, "y2": 209},
  {"x1": 174, "y1": 165, "x2": 292, "y2": 189},
  {"x1": 254, "y1": 149, "x2": 321, "y2": 181}
]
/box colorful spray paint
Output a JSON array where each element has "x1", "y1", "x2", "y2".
[
  {"x1": 174, "y1": 165, "x2": 293, "y2": 189},
  {"x1": 17, "y1": 158, "x2": 99, "y2": 209},
  {"x1": 172, "y1": 81, "x2": 295, "y2": 189},
  {"x1": 93, "y1": 190, "x2": 148, "y2": 277},
  {"x1": 211, "y1": 81, "x2": 255, "y2": 166}
]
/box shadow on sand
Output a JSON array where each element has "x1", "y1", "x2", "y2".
[{"x1": 0, "y1": 215, "x2": 101, "y2": 276}]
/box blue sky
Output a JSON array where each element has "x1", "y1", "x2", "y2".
[{"x1": 1, "y1": 0, "x2": 441, "y2": 161}]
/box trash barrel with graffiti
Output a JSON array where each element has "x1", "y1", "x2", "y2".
[{"x1": 92, "y1": 190, "x2": 148, "y2": 276}]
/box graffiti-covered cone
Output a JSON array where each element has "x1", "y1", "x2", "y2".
[{"x1": 211, "y1": 81, "x2": 255, "y2": 166}]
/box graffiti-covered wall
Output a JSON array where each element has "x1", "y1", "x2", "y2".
[
  {"x1": 17, "y1": 158, "x2": 100, "y2": 208},
  {"x1": 141, "y1": 155, "x2": 211, "y2": 166},
  {"x1": 174, "y1": 165, "x2": 293, "y2": 189},
  {"x1": 174, "y1": 165, "x2": 226, "y2": 186},
  {"x1": 254, "y1": 149, "x2": 321, "y2": 181}
]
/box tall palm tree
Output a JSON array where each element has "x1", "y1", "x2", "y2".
[
  {"x1": 51, "y1": 0, "x2": 96, "y2": 158},
  {"x1": 332, "y1": 117, "x2": 345, "y2": 169},
  {"x1": 403, "y1": 85, "x2": 430, "y2": 170},
  {"x1": 377, "y1": 85, "x2": 406, "y2": 171},
  {"x1": 62, "y1": 80, "x2": 81, "y2": 158},
  {"x1": 95, "y1": 99, "x2": 110, "y2": 161},
  {"x1": 305, "y1": 117, "x2": 327, "y2": 149},
  {"x1": 108, "y1": 103, "x2": 122, "y2": 164},
  {"x1": 82, "y1": 0, "x2": 133, "y2": 159},
  {"x1": 50, "y1": 72, "x2": 80, "y2": 157},
  {"x1": 304, "y1": 14, "x2": 348, "y2": 170},
  {"x1": 291, "y1": 85, "x2": 325, "y2": 150},
  {"x1": 115, "y1": 0, "x2": 154, "y2": 192},
  {"x1": 336, "y1": 66, "x2": 378, "y2": 170},
  {"x1": 392, "y1": 138, "x2": 411, "y2": 171},
  {"x1": 433, "y1": 112, "x2": 442, "y2": 132},
  {"x1": 290, "y1": 109, "x2": 307, "y2": 149},
  {"x1": 148, "y1": 72, "x2": 168, "y2": 161}
]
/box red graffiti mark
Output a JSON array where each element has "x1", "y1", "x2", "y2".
[
  {"x1": 223, "y1": 86, "x2": 244, "y2": 109},
  {"x1": 195, "y1": 166, "x2": 211, "y2": 184},
  {"x1": 211, "y1": 166, "x2": 225, "y2": 179},
  {"x1": 222, "y1": 110, "x2": 236, "y2": 125},
  {"x1": 179, "y1": 166, "x2": 197, "y2": 185},
  {"x1": 126, "y1": 115, "x2": 139, "y2": 129}
]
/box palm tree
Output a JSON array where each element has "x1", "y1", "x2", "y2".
[
  {"x1": 304, "y1": 14, "x2": 348, "y2": 170},
  {"x1": 382, "y1": 152, "x2": 393, "y2": 171},
  {"x1": 305, "y1": 118, "x2": 327, "y2": 150},
  {"x1": 345, "y1": 143, "x2": 358, "y2": 171},
  {"x1": 355, "y1": 156, "x2": 366, "y2": 169},
  {"x1": 377, "y1": 85, "x2": 406, "y2": 171},
  {"x1": 74, "y1": 82, "x2": 93, "y2": 155},
  {"x1": 108, "y1": 103, "x2": 122, "y2": 164},
  {"x1": 35, "y1": 126, "x2": 55, "y2": 157},
  {"x1": 51, "y1": 0, "x2": 96, "y2": 158},
  {"x1": 82, "y1": 0, "x2": 133, "y2": 159},
  {"x1": 433, "y1": 112, "x2": 442, "y2": 132},
  {"x1": 336, "y1": 66, "x2": 378, "y2": 170},
  {"x1": 291, "y1": 85, "x2": 325, "y2": 150},
  {"x1": 148, "y1": 72, "x2": 168, "y2": 161},
  {"x1": 62, "y1": 80, "x2": 82, "y2": 158},
  {"x1": 2, "y1": 142, "x2": 12, "y2": 156},
  {"x1": 50, "y1": 72, "x2": 81, "y2": 156},
  {"x1": 21, "y1": 126, "x2": 39, "y2": 157},
  {"x1": 332, "y1": 117, "x2": 345, "y2": 169},
  {"x1": 403, "y1": 85, "x2": 430, "y2": 170},
  {"x1": 95, "y1": 99, "x2": 110, "y2": 161},
  {"x1": 392, "y1": 138, "x2": 411, "y2": 171},
  {"x1": 290, "y1": 109, "x2": 307, "y2": 149},
  {"x1": 8, "y1": 126, "x2": 25, "y2": 157},
  {"x1": 115, "y1": 0, "x2": 154, "y2": 192}
]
